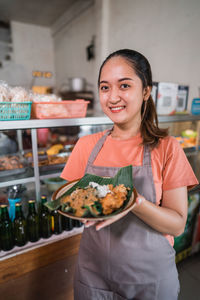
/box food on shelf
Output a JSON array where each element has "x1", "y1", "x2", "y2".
[
  {"x1": 0, "y1": 81, "x2": 33, "y2": 120},
  {"x1": 0, "y1": 155, "x2": 24, "y2": 171},
  {"x1": 24, "y1": 150, "x2": 46, "y2": 158},
  {"x1": 48, "y1": 154, "x2": 69, "y2": 165},
  {"x1": 175, "y1": 129, "x2": 197, "y2": 148},
  {"x1": 182, "y1": 130, "x2": 197, "y2": 145},
  {"x1": 24, "y1": 144, "x2": 69, "y2": 168},
  {"x1": 46, "y1": 144, "x2": 64, "y2": 156},
  {"x1": 31, "y1": 93, "x2": 62, "y2": 103},
  {"x1": 0, "y1": 81, "x2": 9, "y2": 102},
  {"x1": 0, "y1": 81, "x2": 32, "y2": 103},
  {"x1": 61, "y1": 183, "x2": 128, "y2": 217},
  {"x1": 9, "y1": 86, "x2": 30, "y2": 102}
]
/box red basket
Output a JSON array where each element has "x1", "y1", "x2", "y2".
[{"x1": 31, "y1": 99, "x2": 89, "y2": 119}]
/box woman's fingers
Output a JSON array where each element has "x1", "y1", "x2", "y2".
[
  {"x1": 84, "y1": 220, "x2": 97, "y2": 228},
  {"x1": 95, "y1": 215, "x2": 121, "y2": 231}
]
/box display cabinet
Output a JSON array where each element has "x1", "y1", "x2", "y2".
[
  {"x1": 0, "y1": 114, "x2": 200, "y2": 199},
  {"x1": 0, "y1": 114, "x2": 200, "y2": 268}
]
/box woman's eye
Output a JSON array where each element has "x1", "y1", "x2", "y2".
[
  {"x1": 121, "y1": 83, "x2": 130, "y2": 89},
  {"x1": 100, "y1": 85, "x2": 109, "y2": 91}
]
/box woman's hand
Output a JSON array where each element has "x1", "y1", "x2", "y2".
[
  {"x1": 82, "y1": 186, "x2": 188, "y2": 236},
  {"x1": 131, "y1": 187, "x2": 188, "y2": 236},
  {"x1": 82, "y1": 212, "x2": 128, "y2": 231}
]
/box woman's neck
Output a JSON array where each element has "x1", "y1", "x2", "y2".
[{"x1": 111, "y1": 124, "x2": 141, "y2": 140}]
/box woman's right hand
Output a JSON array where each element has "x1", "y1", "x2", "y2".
[{"x1": 82, "y1": 220, "x2": 98, "y2": 228}]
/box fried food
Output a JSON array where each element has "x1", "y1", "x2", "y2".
[
  {"x1": 0, "y1": 155, "x2": 24, "y2": 170},
  {"x1": 100, "y1": 184, "x2": 128, "y2": 215},
  {"x1": 61, "y1": 183, "x2": 128, "y2": 217}
]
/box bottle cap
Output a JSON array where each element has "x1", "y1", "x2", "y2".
[
  {"x1": 28, "y1": 200, "x2": 35, "y2": 203},
  {"x1": 15, "y1": 202, "x2": 22, "y2": 207},
  {"x1": 0, "y1": 204, "x2": 8, "y2": 208}
]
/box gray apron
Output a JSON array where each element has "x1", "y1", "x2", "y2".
[{"x1": 74, "y1": 129, "x2": 180, "y2": 300}]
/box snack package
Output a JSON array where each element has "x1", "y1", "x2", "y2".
[
  {"x1": 0, "y1": 81, "x2": 10, "y2": 102},
  {"x1": 9, "y1": 86, "x2": 29, "y2": 102},
  {"x1": 32, "y1": 93, "x2": 62, "y2": 103}
]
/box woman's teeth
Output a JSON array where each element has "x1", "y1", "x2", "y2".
[{"x1": 110, "y1": 106, "x2": 125, "y2": 111}]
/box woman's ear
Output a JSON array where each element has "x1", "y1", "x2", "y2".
[{"x1": 143, "y1": 86, "x2": 152, "y2": 101}]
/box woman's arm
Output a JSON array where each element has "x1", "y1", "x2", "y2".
[{"x1": 132, "y1": 186, "x2": 188, "y2": 236}]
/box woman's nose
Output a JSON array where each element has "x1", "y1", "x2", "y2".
[{"x1": 109, "y1": 87, "x2": 120, "y2": 103}]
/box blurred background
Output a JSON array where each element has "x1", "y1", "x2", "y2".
[
  {"x1": 0, "y1": 1, "x2": 200, "y2": 300},
  {"x1": 0, "y1": 0, "x2": 199, "y2": 112}
]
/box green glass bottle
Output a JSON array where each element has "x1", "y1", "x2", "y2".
[
  {"x1": 27, "y1": 200, "x2": 39, "y2": 243},
  {"x1": 51, "y1": 210, "x2": 62, "y2": 235},
  {"x1": 62, "y1": 216, "x2": 73, "y2": 231},
  {"x1": 73, "y1": 219, "x2": 83, "y2": 228},
  {"x1": 0, "y1": 204, "x2": 14, "y2": 251},
  {"x1": 14, "y1": 202, "x2": 27, "y2": 247},
  {"x1": 40, "y1": 196, "x2": 52, "y2": 239}
]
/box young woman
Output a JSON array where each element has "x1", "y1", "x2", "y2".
[{"x1": 61, "y1": 49, "x2": 198, "y2": 300}]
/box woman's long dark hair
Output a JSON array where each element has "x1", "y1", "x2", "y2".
[{"x1": 98, "y1": 49, "x2": 168, "y2": 149}]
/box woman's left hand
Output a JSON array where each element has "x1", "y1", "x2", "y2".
[{"x1": 82, "y1": 212, "x2": 126, "y2": 231}]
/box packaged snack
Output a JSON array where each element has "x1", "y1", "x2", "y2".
[
  {"x1": 0, "y1": 81, "x2": 10, "y2": 102},
  {"x1": 9, "y1": 86, "x2": 29, "y2": 102}
]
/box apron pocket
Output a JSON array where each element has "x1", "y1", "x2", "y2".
[
  {"x1": 74, "y1": 280, "x2": 113, "y2": 300},
  {"x1": 115, "y1": 282, "x2": 157, "y2": 300}
]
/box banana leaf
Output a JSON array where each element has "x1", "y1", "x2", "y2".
[{"x1": 45, "y1": 165, "x2": 133, "y2": 214}]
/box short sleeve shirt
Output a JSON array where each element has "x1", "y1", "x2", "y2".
[
  {"x1": 61, "y1": 130, "x2": 198, "y2": 205},
  {"x1": 61, "y1": 130, "x2": 198, "y2": 246}
]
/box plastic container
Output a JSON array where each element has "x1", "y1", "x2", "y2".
[
  {"x1": 0, "y1": 102, "x2": 32, "y2": 121},
  {"x1": 191, "y1": 98, "x2": 200, "y2": 115},
  {"x1": 43, "y1": 177, "x2": 67, "y2": 192},
  {"x1": 31, "y1": 99, "x2": 90, "y2": 119}
]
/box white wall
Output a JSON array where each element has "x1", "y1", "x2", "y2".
[
  {"x1": 105, "y1": 0, "x2": 200, "y2": 109},
  {"x1": 53, "y1": 5, "x2": 95, "y2": 92},
  {"x1": 0, "y1": 21, "x2": 55, "y2": 88}
]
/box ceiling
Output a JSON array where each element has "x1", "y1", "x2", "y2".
[{"x1": 0, "y1": 0, "x2": 76, "y2": 27}]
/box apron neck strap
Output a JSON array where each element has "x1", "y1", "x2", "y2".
[
  {"x1": 143, "y1": 145, "x2": 151, "y2": 166},
  {"x1": 86, "y1": 128, "x2": 151, "y2": 167},
  {"x1": 87, "y1": 129, "x2": 112, "y2": 165}
]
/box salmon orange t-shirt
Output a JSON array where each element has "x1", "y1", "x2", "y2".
[{"x1": 61, "y1": 130, "x2": 198, "y2": 245}]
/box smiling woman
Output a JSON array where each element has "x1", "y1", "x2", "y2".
[
  {"x1": 60, "y1": 49, "x2": 198, "y2": 300},
  {"x1": 99, "y1": 57, "x2": 148, "y2": 135},
  {"x1": 98, "y1": 49, "x2": 168, "y2": 144}
]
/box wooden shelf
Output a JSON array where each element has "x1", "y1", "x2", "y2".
[{"x1": 0, "y1": 232, "x2": 82, "y2": 284}]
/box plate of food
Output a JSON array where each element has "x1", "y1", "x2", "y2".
[{"x1": 45, "y1": 165, "x2": 137, "y2": 221}]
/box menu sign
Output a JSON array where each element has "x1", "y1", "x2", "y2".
[{"x1": 32, "y1": 71, "x2": 52, "y2": 78}]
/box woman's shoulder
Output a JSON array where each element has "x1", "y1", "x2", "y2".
[
  {"x1": 157, "y1": 135, "x2": 181, "y2": 151},
  {"x1": 152, "y1": 135, "x2": 182, "y2": 162}
]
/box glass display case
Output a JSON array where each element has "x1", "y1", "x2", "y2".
[
  {"x1": 0, "y1": 114, "x2": 200, "y2": 264},
  {"x1": 1, "y1": 114, "x2": 200, "y2": 197}
]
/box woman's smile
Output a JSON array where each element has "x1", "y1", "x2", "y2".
[{"x1": 109, "y1": 105, "x2": 126, "y2": 113}]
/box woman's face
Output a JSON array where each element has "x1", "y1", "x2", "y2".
[{"x1": 99, "y1": 56, "x2": 150, "y2": 127}]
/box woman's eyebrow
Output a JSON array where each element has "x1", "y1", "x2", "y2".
[
  {"x1": 118, "y1": 77, "x2": 134, "y2": 82},
  {"x1": 99, "y1": 78, "x2": 133, "y2": 84},
  {"x1": 99, "y1": 80, "x2": 108, "y2": 84}
]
